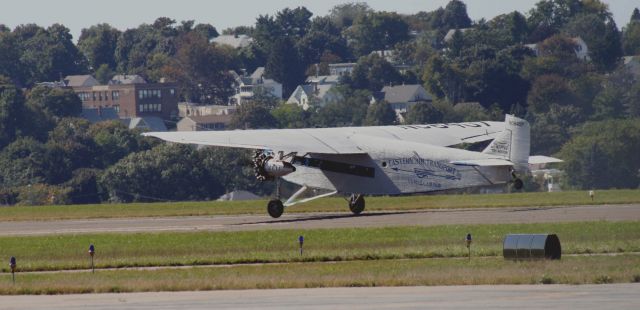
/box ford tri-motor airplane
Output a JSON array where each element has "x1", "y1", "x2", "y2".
[{"x1": 144, "y1": 114, "x2": 561, "y2": 218}]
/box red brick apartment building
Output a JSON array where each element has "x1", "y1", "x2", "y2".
[{"x1": 66, "y1": 75, "x2": 179, "y2": 119}]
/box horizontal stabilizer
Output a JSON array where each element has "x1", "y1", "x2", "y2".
[
  {"x1": 528, "y1": 155, "x2": 563, "y2": 165},
  {"x1": 451, "y1": 158, "x2": 514, "y2": 167}
]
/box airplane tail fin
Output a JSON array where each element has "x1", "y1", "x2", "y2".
[{"x1": 482, "y1": 114, "x2": 530, "y2": 171}]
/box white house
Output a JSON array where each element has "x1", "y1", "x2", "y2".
[
  {"x1": 211, "y1": 34, "x2": 253, "y2": 49},
  {"x1": 287, "y1": 84, "x2": 341, "y2": 110},
  {"x1": 525, "y1": 37, "x2": 590, "y2": 61},
  {"x1": 228, "y1": 67, "x2": 283, "y2": 105},
  {"x1": 109, "y1": 74, "x2": 146, "y2": 85},
  {"x1": 371, "y1": 84, "x2": 433, "y2": 122},
  {"x1": 328, "y1": 63, "x2": 356, "y2": 76},
  {"x1": 178, "y1": 102, "x2": 237, "y2": 117},
  {"x1": 443, "y1": 28, "x2": 473, "y2": 43}
]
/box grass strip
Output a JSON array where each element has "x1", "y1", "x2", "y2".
[
  {"x1": 1, "y1": 221, "x2": 638, "y2": 272},
  {"x1": 0, "y1": 189, "x2": 639, "y2": 221},
  {"x1": 1, "y1": 255, "x2": 639, "y2": 295}
]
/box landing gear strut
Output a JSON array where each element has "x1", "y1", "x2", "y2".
[
  {"x1": 349, "y1": 194, "x2": 365, "y2": 215},
  {"x1": 511, "y1": 170, "x2": 524, "y2": 190}
]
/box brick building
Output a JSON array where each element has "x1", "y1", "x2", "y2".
[{"x1": 66, "y1": 75, "x2": 179, "y2": 120}]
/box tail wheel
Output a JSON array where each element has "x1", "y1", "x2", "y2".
[
  {"x1": 513, "y1": 178, "x2": 524, "y2": 190},
  {"x1": 267, "y1": 199, "x2": 284, "y2": 218},
  {"x1": 348, "y1": 194, "x2": 365, "y2": 215}
]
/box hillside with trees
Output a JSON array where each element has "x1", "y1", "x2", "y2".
[{"x1": 1, "y1": 0, "x2": 639, "y2": 205}]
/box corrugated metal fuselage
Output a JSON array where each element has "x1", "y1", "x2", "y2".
[{"x1": 283, "y1": 137, "x2": 512, "y2": 195}]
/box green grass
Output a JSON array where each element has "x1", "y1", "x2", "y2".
[
  {"x1": 0, "y1": 189, "x2": 639, "y2": 221},
  {"x1": 1, "y1": 255, "x2": 639, "y2": 295},
  {"x1": 1, "y1": 221, "x2": 638, "y2": 272}
]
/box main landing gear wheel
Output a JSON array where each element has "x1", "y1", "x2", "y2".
[
  {"x1": 267, "y1": 199, "x2": 284, "y2": 218},
  {"x1": 349, "y1": 194, "x2": 365, "y2": 215}
]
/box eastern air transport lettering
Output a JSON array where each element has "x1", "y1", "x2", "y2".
[{"x1": 387, "y1": 152, "x2": 462, "y2": 182}]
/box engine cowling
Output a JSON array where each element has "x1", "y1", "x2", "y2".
[{"x1": 253, "y1": 152, "x2": 296, "y2": 181}]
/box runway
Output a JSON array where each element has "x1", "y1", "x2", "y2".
[
  {"x1": 1, "y1": 204, "x2": 639, "y2": 236},
  {"x1": 0, "y1": 284, "x2": 638, "y2": 310}
]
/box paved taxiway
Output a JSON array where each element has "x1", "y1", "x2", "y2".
[
  {"x1": 2, "y1": 204, "x2": 639, "y2": 236},
  {"x1": 1, "y1": 284, "x2": 638, "y2": 310}
]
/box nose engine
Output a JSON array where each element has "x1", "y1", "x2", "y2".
[{"x1": 253, "y1": 151, "x2": 296, "y2": 181}]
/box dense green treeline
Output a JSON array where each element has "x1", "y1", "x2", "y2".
[{"x1": 1, "y1": 0, "x2": 640, "y2": 205}]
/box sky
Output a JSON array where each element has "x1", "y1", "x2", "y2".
[{"x1": 1, "y1": 0, "x2": 638, "y2": 41}]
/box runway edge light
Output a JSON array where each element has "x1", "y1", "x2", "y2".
[
  {"x1": 10, "y1": 256, "x2": 16, "y2": 284},
  {"x1": 89, "y1": 244, "x2": 95, "y2": 273},
  {"x1": 298, "y1": 235, "x2": 304, "y2": 256},
  {"x1": 466, "y1": 233, "x2": 472, "y2": 261}
]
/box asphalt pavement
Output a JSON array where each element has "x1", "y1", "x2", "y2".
[
  {"x1": 1, "y1": 204, "x2": 638, "y2": 236},
  {"x1": 1, "y1": 284, "x2": 638, "y2": 310}
]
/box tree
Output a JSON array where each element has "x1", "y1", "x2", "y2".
[
  {"x1": 312, "y1": 86, "x2": 370, "y2": 127},
  {"x1": 559, "y1": 119, "x2": 640, "y2": 189},
  {"x1": 365, "y1": 102, "x2": 397, "y2": 125},
  {"x1": 564, "y1": 14, "x2": 622, "y2": 70},
  {"x1": 100, "y1": 144, "x2": 223, "y2": 202},
  {"x1": 199, "y1": 147, "x2": 271, "y2": 196},
  {"x1": 46, "y1": 118, "x2": 98, "y2": 176},
  {"x1": 350, "y1": 54, "x2": 403, "y2": 91},
  {"x1": 527, "y1": 75, "x2": 576, "y2": 114},
  {"x1": 405, "y1": 102, "x2": 444, "y2": 124},
  {"x1": 623, "y1": 8, "x2": 640, "y2": 55},
  {"x1": 26, "y1": 86, "x2": 82, "y2": 120},
  {"x1": 88, "y1": 120, "x2": 153, "y2": 168},
  {"x1": 114, "y1": 18, "x2": 179, "y2": 78},
  {"x1": 94, "y1": 64, "x2": 115, "y2": 84},
  {"x1": 297, "y1": 17, "x2": 349, "y2": 67},
  {"x1": 329, "y1": 2, "x2": 373, "y2": 29},
  {"x1": 15, "y1": 23, "x2": 87, "y2": 85},
  {"x1": 265, "y1": 37, "x2": 305, "y2": 97},
  {"x1": 162, "y1": 32, "x2": 236, "y2": 104},
  {"x1": 193, "y1": 23, "x2": 219, "y2": 40},
  {"x1": 346, "y1": 12, "x2": 410, "y2": 57},
  {"x1": 230, "y1": 101, "x2": 278, "y2": 129},
  {"x1": 441, "y1": 0, "x2": 472, "y2": 29},
  {"x1": 77, "y1": 23, "x2": 121, "y2": 71},
  {"x1": 271, "y1": 104, "x2": 309, "y2": 128},
  {"x1": 0, "y1": 80, "x2": 25, "y2": 148},
  {"x1": 0, "y1": 137, "x2": 67, "y2": 187},
  {"x1": 0, "y1": 32, "x2": 23, "y2": 85}
]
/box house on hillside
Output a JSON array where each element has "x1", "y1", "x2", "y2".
[
  {"x1": 178, "y1": 102, "x2": 237, "y2": 117},
  {"x1": 228, "y1": 67, "x2": 282, "y2": 105},
  {"x1": 286, "y1": 84, "x2": 341, "y2": 110},
  {"x1": 177, "y1": 114, "x2": 233, "y2": 131},
  {"x1": 371, "y1": 84, "x2": 433, "y2": 122},
  {"x1": 120, "y1": 116, "x2": 167, "y2": 132},
  {"x1": 109, "y1": 74, "x2": 146, "y2": 85},
  {"x1": 443, "y1": 28, "x2": 473, "y2": 43},
  {"x1": 64, "y1": 75, "x2": 99, "y2": 87},
  {"x1": 525, "y1": 37, "x2": 590, "y2": 61},
  {"x1": 63, "y1": 74, "x2": 179, "y2": 120},
  {"x1": 211, "y1": 34, "x2": 253, "y2": 49},
  {"x1": 328, "y1": 63, "x2": 356, "y2": 76},
  {"x1": 305, "y1": 75, "x2": 341, "y2": 85}
]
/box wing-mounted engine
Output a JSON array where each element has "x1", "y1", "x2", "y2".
[{"x1": 253, "y1": 151, "x2": 296, "y2": 181}]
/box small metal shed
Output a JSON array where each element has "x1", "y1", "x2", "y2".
[{"x1": 503, "y1": 234, "x2": 561, "y2": 260}]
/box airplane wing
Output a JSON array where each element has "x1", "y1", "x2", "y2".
[{"x1": 143, "y1": 121, "x2": 505, "y2": 154}]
